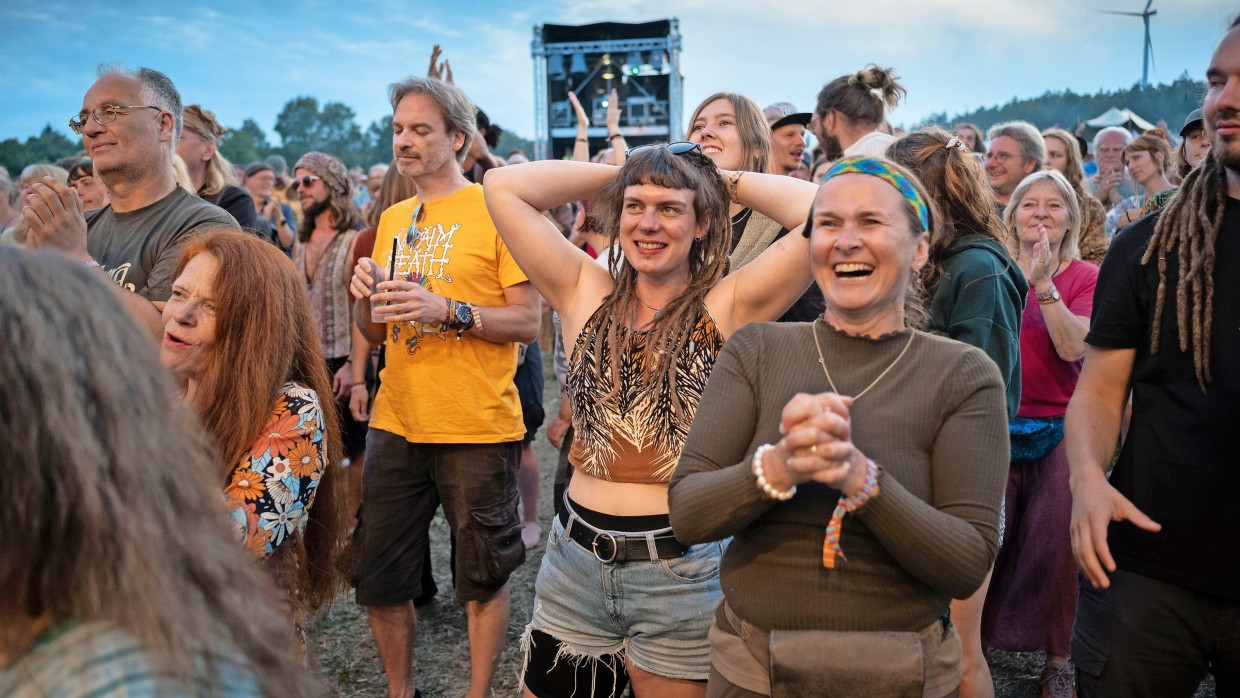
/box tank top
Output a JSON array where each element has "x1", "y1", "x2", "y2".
[{"x1": 565, "y1": 304, "x2": 724, "y2": 484}]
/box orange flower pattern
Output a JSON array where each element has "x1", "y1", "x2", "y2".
[{"x1": 228, "y1": 382, "x2": 327, "y2": 559}]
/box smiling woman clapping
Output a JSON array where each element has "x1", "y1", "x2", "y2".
[{"x1": 669, "y1": 157, "x2": 1010, "y2": 697}]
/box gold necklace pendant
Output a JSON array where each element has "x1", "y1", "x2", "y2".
[{"x1": 812, "y1": 321, "x2": 916, "y2": 401}]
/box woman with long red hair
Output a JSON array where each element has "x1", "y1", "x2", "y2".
[{"x1": 160, "y1": 227, "x2": 349, "y2": 646}]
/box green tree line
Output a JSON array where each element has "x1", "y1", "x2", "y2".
[
  {"x1": 1, "y1": 96, "x2": 534, "y2": 175},
  {"x1": 919, "y1": 73, "x2": 1206, "y2": 134},
  {"x1": 1, "y1": 78, "x2": 1202, "y2": 176}
]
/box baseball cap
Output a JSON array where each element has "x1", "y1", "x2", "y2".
[
  {"x1": 1179, "y1": 108, "x2": 1204, "y2": 138},
  {"x1": 763, "y1": 102, "x2": 812, "y2": 130}
]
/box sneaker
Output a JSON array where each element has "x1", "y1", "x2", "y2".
[{"x1": 1041, "y1": 661, "x2": 1076, "y2": 698}]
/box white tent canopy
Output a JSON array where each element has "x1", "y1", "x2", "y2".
[{"x1": 1084, "y1": 106, "x2": 1156, "y2": 133}]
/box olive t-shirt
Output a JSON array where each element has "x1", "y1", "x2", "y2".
[{"x1": 85, "y1": 186, "x2": 237, "y2": 301}]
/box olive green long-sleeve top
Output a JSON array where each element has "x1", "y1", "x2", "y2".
[{"x1": 669, "y1": 320, "x2": 1009, "y2": 633}]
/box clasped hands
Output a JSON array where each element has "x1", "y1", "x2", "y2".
[
  {"x1": 20, "y1": 176, "x2": 91, "y2": 262},
  {"x1": 762, "y1": 392, "x2": 868, "y2": 497},
  {"x1": 350, "y1": 257, "x2": 448, "y2": 325}
]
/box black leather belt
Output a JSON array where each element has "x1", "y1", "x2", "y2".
[{"x1": 558, "y1": 504, "x2": 688, "y2": 564}]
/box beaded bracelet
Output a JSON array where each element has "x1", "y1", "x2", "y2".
[
  {"x1": 751, "y1": 444, "x2": 796, "y2": 501},
  {"x1": 726, "y1": 170, "x2": 744, "y2": 204},
  {"x1": 822, "y1": 458, "x2": 881, "y2": 569}
]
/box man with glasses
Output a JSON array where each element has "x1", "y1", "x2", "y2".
[
  {"x1": 985, "y1": 120, "x2": 1047, "y2": 210},
  {"x1": 21, "y1": 66, "x2": 235, "y2": 335}
]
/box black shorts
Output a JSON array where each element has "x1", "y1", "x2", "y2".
[
  {"x1": 326, "y1": 355, "x2": 368, "y2": 457},
  {"x1": 351, "y1": 428, "x2": 525, "y2": 605},
  {"x1": 514, "y1": 342, "x2": 545, "y2": 445}
]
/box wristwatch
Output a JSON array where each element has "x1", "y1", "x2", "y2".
[
  {"x1": 451, "y1": 300, "x2": 476, "y2": 333},
  {"x1": 1035, "y1": 285, "x2": 1061, "y2": 304}
]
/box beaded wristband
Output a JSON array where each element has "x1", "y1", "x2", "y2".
[
  {"x1": 752, "y1": 444, "x2": 796, "y2": 501},
  {"x1": 471, "y1": 304, "x2": 483, "y2": 332},
  {"x1": 726, "y1": 170, "x2": 744, "y2": 204},
  {"x1": 822, "y1": 458, "x2": 881, "y2": 569}
]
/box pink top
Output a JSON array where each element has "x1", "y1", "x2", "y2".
[{"x1": 1017, "y1": 259, "x2": 1099, "y2": 418}]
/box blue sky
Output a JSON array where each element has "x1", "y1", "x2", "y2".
[{"x1": 1, "y1": 0, "x2": 1234, "y2": 150}]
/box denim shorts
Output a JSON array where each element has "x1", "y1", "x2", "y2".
[{"x1": 524, "y1": 511, "x2": 725, "y2": 682}]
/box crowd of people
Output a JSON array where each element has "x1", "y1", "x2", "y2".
[{"x1": 1, "y1": 16, "x2": 1238, "y2": 698}]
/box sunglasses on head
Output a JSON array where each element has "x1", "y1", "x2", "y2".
[
  {"x1": 625, "y1": 141, "x2": 702, "y2": 158},
  {"x1": 290, "y1": 175, "x2": 321, "y2": 191}
]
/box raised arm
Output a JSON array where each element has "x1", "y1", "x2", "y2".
[
  {"x1": 482, "y1": 161, "x2": 616, "y2": 322},
  {"x1": 568, "y1": 90, "x2": 591, "y2": 162},
  {"x1": 605, "y1": 88, "x2": 627, "y2": 166},
  {"x1": 717, "y1": 168, "x2": 818, "y2": 230}
]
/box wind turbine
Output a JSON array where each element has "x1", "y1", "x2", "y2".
[{"x1": 1099, "y1": 0, "x2": 1157, "y2": 87}]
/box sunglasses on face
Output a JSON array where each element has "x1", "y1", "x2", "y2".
[
  {"x1": 290, "y1": 175, "x2": 321, "y2": 191},
  {"x1": 625, "y1": 141, "x2": 703, "y2": 158}
]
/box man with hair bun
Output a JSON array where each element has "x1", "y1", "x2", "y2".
[
  {"x1": 810, "y1": 65, "x2": 906, "y2": 158},
  {"x1": 21, "y1": 65, "x2": 236, "y2": 336},
  {"x1": 1066, "y1": 17, "x2": 1240, "y2": 697}
]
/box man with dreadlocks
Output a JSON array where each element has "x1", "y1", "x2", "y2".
[{"x1": 1065, "y1": 17, "x2": 1240, "y2": 697}]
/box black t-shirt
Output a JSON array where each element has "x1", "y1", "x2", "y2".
[
  {"x1": 203, "y1": 185, "x2": 262, "y2": 236},
  {"x1": 1086, "y1": 197, "x2": 1240, "y2": 599}
]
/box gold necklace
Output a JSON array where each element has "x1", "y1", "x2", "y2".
[{"x1": 812, "y1": 320, "x2": 916, "y2": 401}]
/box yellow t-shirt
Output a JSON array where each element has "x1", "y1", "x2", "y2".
[{"x1": 369, "y1": 184, "x2": 527, "y2": 443}]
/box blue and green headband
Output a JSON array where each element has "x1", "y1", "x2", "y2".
[{"x1": 820, "y1": 157, "x2": 930, "y2": 232}]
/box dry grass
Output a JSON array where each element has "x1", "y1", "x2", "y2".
[{"x1": 311, "y1": 355, "x2": 1218, "y2": 697}]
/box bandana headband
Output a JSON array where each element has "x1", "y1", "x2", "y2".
[
  {"x1": 820, "y1": 157, "x2": 930, "y2": 232},
  {"x1": 293, "y1": 151, "x2": 351, "y2": 196}
]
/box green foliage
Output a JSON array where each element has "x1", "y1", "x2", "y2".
[
  {"x1": 920, "y1": 73, "x2": 1206, "y2": 134},
  {"x1": 497, "y1": 131, "x2": 534, "y2": 160},
  {"x1": 219, "y1": 119, "x2": 271, "y2": 167},
  {"x1": 3, "y1": 96, "x2": 535, "y2": 176},
  {"x1": 0, "y1": 125, "x2": 81, "y2": 175}
]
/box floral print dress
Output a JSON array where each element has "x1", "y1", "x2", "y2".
[{"x1": 225, "y1": 382, "x2": 326, "y2": 559}]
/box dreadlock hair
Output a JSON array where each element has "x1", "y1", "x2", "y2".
[
  {"x1": 591, "y1": 145, "x2": 731, "y2": 411},
  {"x1": 887, "y1": 126, "x2": 1015, "y2": 289},
  {"x1": 1140, "y1": 151, "x2": 1229, "y2": 391}
]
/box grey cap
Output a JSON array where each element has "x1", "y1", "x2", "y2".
[
  {"x1": 1180, "y1": 108, "x2": 1204, "y2": 138},
  {"x1": 763, "y1": 102, "x2": 812, "y2": 130}
]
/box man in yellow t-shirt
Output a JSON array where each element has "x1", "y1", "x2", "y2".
[{"x1": 349, "y1": 76, "x2": 541, "y2": 698}]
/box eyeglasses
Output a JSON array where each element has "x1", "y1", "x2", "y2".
[
  {"x1": 69, "y1": 104, "x2": 161, "y2": 134},
  {"x1": 290, "y1": 175, "x2": 321, "y2": 191},
  {"x1": 625, "y1": 141, "x2": 702, "y2": 158}
]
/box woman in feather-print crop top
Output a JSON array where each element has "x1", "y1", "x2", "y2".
[
  {"x1": 484, "y1": 145, "x2": 818, "y2": 695},
  {"x1": 566, "y1": 305, "x2": 724, "y2": 484}
]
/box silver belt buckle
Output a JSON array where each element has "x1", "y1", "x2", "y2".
[{"x1": 591, "y1": 530, "x2": 619, "y2": 563}]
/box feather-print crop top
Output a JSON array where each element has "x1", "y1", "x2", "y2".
[{"x1": 565, "y1": 305, "x2": 724, "y2": 484}]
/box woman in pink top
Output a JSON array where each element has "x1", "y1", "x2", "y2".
[{"x1": 980, "y1": 170, "x2": 1098, "y2": 698}]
